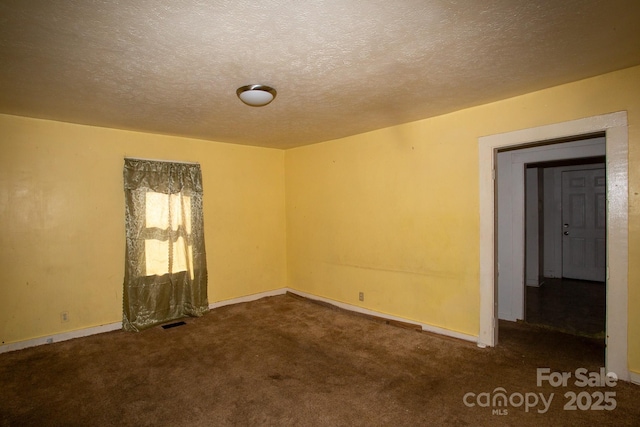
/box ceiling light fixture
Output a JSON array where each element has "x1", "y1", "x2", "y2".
[{"x1": 236, "y1": 84, "x2": 277, "y2": 107}]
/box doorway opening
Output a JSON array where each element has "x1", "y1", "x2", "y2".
[
  {"x1": 478, "y1": 111, "x2": 629, "y2": 381},
  {"x1": 524, "y1": 156, "x2": 606, "y2": 340}
]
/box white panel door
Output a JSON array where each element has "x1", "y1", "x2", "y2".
[{"x1": 561, "y1": 168, "x2": 606, "y2": 281}]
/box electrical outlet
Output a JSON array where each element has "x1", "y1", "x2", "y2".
[
  {"x1": 359, "y1": 292, "x2": 364, "y2": 302},
  {"x1": 60, "y1": 311, "x2": 69, "y2": 323}
]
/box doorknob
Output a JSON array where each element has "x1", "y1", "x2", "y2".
[
  {"x1": 563, "y1": 231, "x2": 569, "y2": 235},
  {"x1": 563, "y1": 223, "x2": 569, "y2": 228}
]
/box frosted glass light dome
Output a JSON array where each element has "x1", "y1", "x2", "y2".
[{"x1": 236, "y1": 84, "x2": 277, "y2": 107}]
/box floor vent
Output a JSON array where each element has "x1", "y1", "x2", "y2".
[{"x1": 162, "y1": 321, "x2": 186, "y2": 330}]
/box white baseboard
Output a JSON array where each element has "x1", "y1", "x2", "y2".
[
  {"x1": 630, "y1": 371, "x2": 640, "y2": 386},
  {"x1": 0, "y1": 290, "x2": 288, "y2": 355},
  {"x1": 286, "y1": 288, "x2": 478, "y2": 343},
  {"x1": 0, "y1": 322, "x2": 122, "y2": 354},
  {"x1": 5, "y1": 286, "x2": 570, "y2": 358},
  {"x1": 208, "y1": 287, "x2": 478, "y2": 344},
  {"x1": 208, "y1": 288, "x2": 287, "y2": 309}
]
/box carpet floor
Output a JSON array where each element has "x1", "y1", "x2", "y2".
[{"x1": 1, "y1": 293, "x2": 638, "y2": 426}]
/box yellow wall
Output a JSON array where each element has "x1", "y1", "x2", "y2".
[
  {"x1": 1, "y1": 65, "x2": 638, "y2": 374},
  {"x1": 0, "y1": 115, "x2": 286, "y2": 344},
  {"x1": 285, "y1": 65, "x2": 640, "y2": 370}
]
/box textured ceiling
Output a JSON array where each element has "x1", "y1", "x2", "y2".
[{"x1": 1, "y1": 1, "x2": 640, "y2": 149}]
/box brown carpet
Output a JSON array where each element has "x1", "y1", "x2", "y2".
[{"x1": 1, "y1": 293, "x2": 638, "y2": 426}]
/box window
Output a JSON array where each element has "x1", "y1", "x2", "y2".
[
  {"x1": 122, "y1": 159, "x2": 208, "y2": 331},
  {"x1": 143, "y1": 192, "x2": 193, "y2": 278}
]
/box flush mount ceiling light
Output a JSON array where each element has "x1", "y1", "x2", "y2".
[{"x1": 236, "y1": 84, "x2": 277, "y2": 107}]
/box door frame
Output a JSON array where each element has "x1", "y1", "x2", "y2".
[{"x1": 478, "y1": 111, "x2": 629, "y2": 381}]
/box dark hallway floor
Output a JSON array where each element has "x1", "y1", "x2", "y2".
[{"x1": 525, "y1": 277, "x2": 606, "y2": 339}]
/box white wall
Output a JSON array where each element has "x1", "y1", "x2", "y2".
[
  {"x1": 497, "y1": 136, "x2": 605, "y2": 321},
  {"x1": 525, "y1": 167, "x2": 541, "y2": 286}
]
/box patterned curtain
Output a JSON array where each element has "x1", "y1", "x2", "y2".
[{"x1": 122, "y1": 159, "x2": 208, "y2": 331}]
